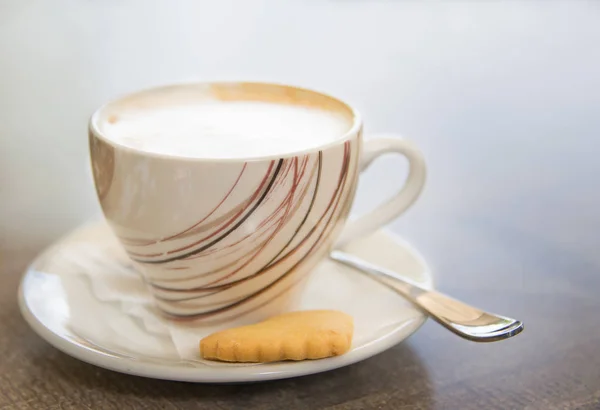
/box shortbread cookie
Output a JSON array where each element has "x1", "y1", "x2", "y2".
[{"x1": 200, "y1": 310, "x2": 354, "y2": 363}]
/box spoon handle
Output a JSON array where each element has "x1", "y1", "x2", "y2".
[{"x1": 329, "y1": 250, "x2": 524, "y2": 342}]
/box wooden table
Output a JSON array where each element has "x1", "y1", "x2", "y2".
[{"x1": 2, "y1": 1, "x2": 600, "y2": 409}]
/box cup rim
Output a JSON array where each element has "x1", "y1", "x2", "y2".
[{"x1": 89, "y1": 81, "x2": 363, "y2": 163}]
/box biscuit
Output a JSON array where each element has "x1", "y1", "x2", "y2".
[{"x1": 199, "y1": 310, "x2": 354, "y2": 363}]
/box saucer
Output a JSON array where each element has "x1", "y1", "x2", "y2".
[{"x1": 19, "y1": 222, "x2": 433, "y2": 382}]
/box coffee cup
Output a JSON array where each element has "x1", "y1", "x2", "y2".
[{"x1": 89, "y1": 82, "x2": 426, "y2": 323}]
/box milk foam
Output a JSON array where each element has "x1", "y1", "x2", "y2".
[{"x1": 100, "y1": 100, "x2": 350, "y2": 158}]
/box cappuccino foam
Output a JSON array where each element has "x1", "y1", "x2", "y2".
[{"x1": 99, "y1": 99, "x2": 351, "y2": 159}]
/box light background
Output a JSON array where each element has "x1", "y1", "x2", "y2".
[{"x1": 1, "y1": 0, "x2": 599, "y2": 289}]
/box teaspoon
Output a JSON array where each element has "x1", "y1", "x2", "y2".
[{"x1": 330, "y1": 250, "x2": 524, "y2": 342}]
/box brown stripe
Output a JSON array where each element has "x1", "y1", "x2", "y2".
[
  {"x1": 121, "y1": 164, "x2": 248, "y2": 248},
  {"x1": 147, "y1": 156, "x2": 316, "y2": 286},
  {"x1": 154, "y1": 141, "x2": 349, "y2": 295},
  {"x1": 188, "y1": 155, "x2": 313, "y2": 259},
  {"x1": 133, "y1": 159, "x2": 284, "y2": 264},
  {"x1": 125, "y1": 161, "x2": 274, "y2": 256},
  {"x1": 150, "y1": 153, "x2": 321, "y2": 292},
  {"x1": 164, "y1": 160, "x2": 277, "y2": 254},
  {"x1": 164, "y1": 163, "x2": 248, "y2": 241},
  {"x1": 161, "y1": 142, "x2": 353, "y2": 313},
  {"x1": 202, "y1": 156, "x2": 302, "y2": 285},
  {"x1": 165, "y1": 163, "x2": 348, "y2": 318}
]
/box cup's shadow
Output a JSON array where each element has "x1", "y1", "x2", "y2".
[{"x1": 38, "y1": 341, "x2": 433, "y2": 409}]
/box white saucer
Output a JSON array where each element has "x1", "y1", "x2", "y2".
[{"x1": 19, "y1": 222, "x2": 433, "y2": 383}]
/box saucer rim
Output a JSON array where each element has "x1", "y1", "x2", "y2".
[{"x1": 18, "y1": 227, "x2": 433, "y2": 383}]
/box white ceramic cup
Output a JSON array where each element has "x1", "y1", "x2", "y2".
[{"x1": 89, "y1": 82, "x2": 426, "y2": 323}]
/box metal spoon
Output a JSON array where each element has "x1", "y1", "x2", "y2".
[{"x1": 329, "y1": 250, "x2": 524, "y2": 342}]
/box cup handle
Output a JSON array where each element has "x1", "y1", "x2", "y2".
[{"x1": 336, "y1": 134, "x2": 427, "y2": 247}]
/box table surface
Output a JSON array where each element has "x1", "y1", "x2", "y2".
[{"x1": 2, "y1": 1, "x2": 600, "y2": 409}]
